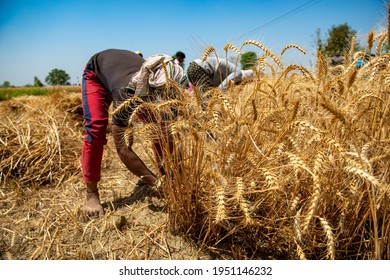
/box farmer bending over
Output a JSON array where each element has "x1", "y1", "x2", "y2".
[
  {"x1": 81, "y1": 49, "x2": 187, "y2": 217},
  {"x1": 187, "y1": 57, "x2": 254, "y2": 93}
]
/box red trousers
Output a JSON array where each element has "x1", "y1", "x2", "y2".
[{"x1": 81, "y1": 69, "x2": 112, "y2": 183}]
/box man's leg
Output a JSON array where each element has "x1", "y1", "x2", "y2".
[{"x1": 81, "y1": 69, "x2": 111, "y2": 217}]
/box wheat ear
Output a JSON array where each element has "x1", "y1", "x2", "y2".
[
  {"x1": 345, "y1": 166, "x2": 385, "y2": 194},
  {"x1": 223, "y1": 43, "x2": 241, "y2": 56},
  {"x1": 201, "y1": 46, "x2": 216, "y2": 62},
  {"x1": 294, "y1": 209, "x2": 303, "y2": 243},
  {"x1": 215, "y1": 184, "x2": 226, "y2": 223},
  {"x1": 302, "y1": 179, "x2": 321, "y2": 233},
  {"x1": 320, "y1": 98, "x2": 349, "y2": 126},
  {"x1": 234, "y1": 177, "x2": 253, "y2": 225},
  {"x1": 280, "y1": 44, "x2": 307, "y2": 57},
  {"x1": 112, "y1": 96, "x2": 144, "y2": 117},
  {"x1": 319, "y1": 217, "x2": 335, "y2": 260},
  {"x1": 375, "y1": 33, "x2": 388, "y2": 56},
  {"x1": 241, "y1": 40, "x2": 283, "y2": 69},
  {"x1": 296, "y1": 243, "x2": 307, "y2": 260},
  {"x1": 316, "y1": 50, "x2": 328, "y2": 80},
  {"x1": 274, "y1": 65, "x2": 314, "y2": 88},
  {"x1": 348, "y1": 36, "x2": 356, "y2": 63},
  {"x1": 212, "y1": 173, "x2": 228, "y2": 224},
  {"x1": 367, "y1": 30, "x2": 374, "y2": 52}
]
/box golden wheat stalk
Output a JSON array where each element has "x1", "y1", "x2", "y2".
[
  {"x1": 256, "y1": 54, "x2": 267, "y2": 72},
  {"x1": 294, "y1": 209, "x2": 303, "y2": 243},
  {"x1": 275, "y1": 65, "x2": 315, "y2": 87},
  {"x1": 338, "y1": 211, "x2": 346, "y2": 235},
  {"x1": 191, "y1": 86, "x2": 203, "y2": 110},
  {"x1": 112, "y1": 96, "x2": 144, "y2": 118},
  {"x1": 287, "y1": 135, "x2": 300, "y2": 153},
  {"x1": 250, "y1": 99, "x2": 258, "y2": 122},
  {"x1": 166, "y1": 77, "x2": 186, "y2": 100},
  {"x1": 345, "y1": 166, "x2": 385, "y2": 193},
  {"x1": 215, "y1": 183, "x2": 226, "y2": 223},
  {"x1": 290, "y1": 195, "x2": 301, "y2": 212},
  {"x1": 241, "y1": 40, "x2": 283, "y2": 69},
  {"x1": 323, "y1": 137, "x2": 346, "y2": 154},
  {"x1": 320, "y1": 99, "x2": 349, "y2": 126},
  {"x1": 296, "y1": 243, "x2": 307, "y2": 260},
  {"x1": 280, "y1": 44, "x2": 307, "y2": 57},
  {"x1": 245, "y1": 151, "x2": 259, "y2": 170},
  {"x1": 217, "y1": 93, "x2": 234, "y2": 114},
  {"x1": 289, "y1": 100, "x2": 300, "y2": 123},
  {"x1": 302, "y1": 180, "x2": 321, "y2": 233},
  {"x1": 316, "y1": 50, "x2": 328, "y2": 80},
  {"x1": 331, "y1": 65, "x2": 345, "y2": 76},
  {"x1": 375, "y1": 33, "x2": 388, "y2": 56},
  {"x1": 223, "y1": 43, "x2": 241, "y2": 56},
  {"x1": 155, "y1": 99, "x2": 182, "y2": 111},
  {"x1": 211, "y1": 110, "x2": 220, "y2": 130},
  {"x1": 210, "y1": 172, "x2": 228, "y2": 224},
  {"x1": 264, "y1": 170, "x2": 276, "y2": 188},
  {"x1": 319, "y1": 217, "x2": 335, "y2": 260},
  {"x1": 291, "y1": 65, "x2": 314, "y2": 81},
  {"x1": 124, "y1": 126, "x2": 134, "y2": 148},
  {"x1": 367, "y1": 54, "x2": 390, "y2": 82},
  {"x1": 225, "y1": 153, "x2": 235, "y2": 166},
  {"x1": 127, "y1": 102, "x2": 153, "y2": 126},
  {"x1": 347, "y1": 68, "x2": 358, "y2": 88},
  {"x1": 224, "y1": 43, "x2": 242, "y2": 77},
  {"x1": 313, "y1": 152, "x2": 327, "y2": 175},
  {"x1": 361, "y1": 142, "x2": 373, "y2": 171},
  {"x1": 367, "y1": 30, "x2": 374, "y2": 52},
  {"x1": 349, "y1": 36, "x2": 356, "y2": 63},
  {"x1": 286, "y1": 152, "x2": 314, "y2": 177},
  {"x1": 291, "y1": 121, "x2": 324, "y2": 134},
  {"x1": 201, "y1": 46, "x2": 216, "y2": 62},
  {"x1": 234, "y1": 177, "x2": 253, "y2": 225}
]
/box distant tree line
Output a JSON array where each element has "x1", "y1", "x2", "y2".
[
  {"x1": 238, "y1": 23, "x2": 375, "y2": 70},
  {"x1": 1, "y1": 68, "x2": 71, "y2": 87},
  {"x1": 315, "y1": 23, "x2": 363, "y2": 61}
]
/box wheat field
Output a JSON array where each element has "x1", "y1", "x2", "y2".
[{"x1": 0, "y1": 34, "x2": 389, "y2": 259}]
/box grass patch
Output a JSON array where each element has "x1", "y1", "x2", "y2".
[
  {"x1": 0, "y1": 86, "x2": 81, "y2": 101},
  {"x1": 0, "y1": 88, "x2": 48, "y2": 101}
]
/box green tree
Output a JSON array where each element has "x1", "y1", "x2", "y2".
[
  {"x1": 240, "y1": 52, "x2": 257, "y2": 70},
  {"x1": 323, "y1": 23, "x2": 359, "y2": 57},
  {"x1": 34, "y1": 76, "x2": 44, "y2": 87},
  {"x1": 2, "y1": 81, "x2": 11, "y2": 87},
  {"x1": 45, "y1": 68, "x2": 70, "y2": 85}
]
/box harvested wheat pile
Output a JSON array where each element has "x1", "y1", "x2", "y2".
[
  {"x1": 0, "y1": 91, "x2": 210, "y2": 260},
  {"x1": 0, "y1": 92, "x2": 83, "y2": 188}
]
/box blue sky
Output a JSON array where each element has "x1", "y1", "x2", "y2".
[{"x1": 0, "y1": 0, "x2": 387, "y2": 86}]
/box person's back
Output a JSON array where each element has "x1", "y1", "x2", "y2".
[
  {"x1": 193, "y1": 57, "x2": 240, "y2": 90},
  {"x1": 86, "y1": 49, "x2": 144, "y2": 99}
]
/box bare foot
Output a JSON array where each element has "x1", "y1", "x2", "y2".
[{"x1": 84, "y1": 191, "x2": 104, "y2": 218}]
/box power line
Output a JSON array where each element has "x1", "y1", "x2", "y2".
[{"x1": 234, "y1": 0, "x2": 321, "y2": 41}]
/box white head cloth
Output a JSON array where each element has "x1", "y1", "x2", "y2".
[{"x1": 130, "y1": 54, "x2": 187, "y2": 97}]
